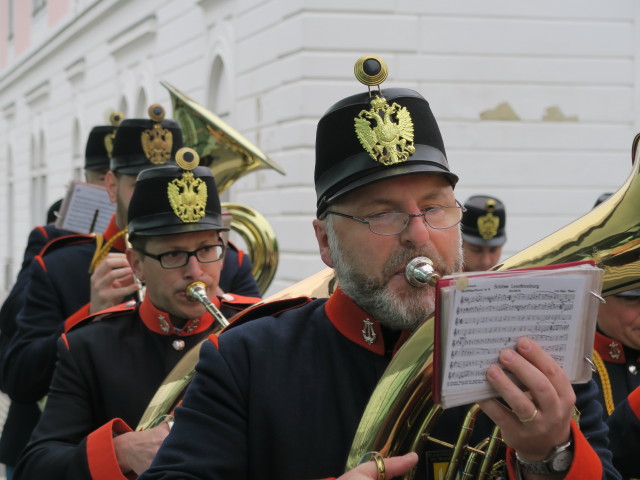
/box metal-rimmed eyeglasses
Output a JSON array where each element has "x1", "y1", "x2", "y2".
[
  {"x1": 325, "y1": 201, "x2": 466, "y2": 236},
  {"x1": 137, "y1": 244, "x2": 226, "y2": 269}
]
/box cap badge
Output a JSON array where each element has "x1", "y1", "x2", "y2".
[
  {"x1": 477, "y1": 199, "x2": 500, "y2": 240},
  {"x1": 352, "y1": 55, "x2": 415, "y2": 166},
  {"x1": 142, "y1": 104, "x2": 173, "y2": 165},
  {"x1": 355, "y1": 96, "x2": 416, "y2": 166},
  {"x1": 104, "y1": 111, "x2": 124, "y2": 158},
  {"x1": 168, "y1": 148, "x2": 207, "y2": 223}
]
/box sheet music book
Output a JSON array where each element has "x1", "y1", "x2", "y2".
[
  {"x1": 55, "y1": 181, "x2": 115, "y2": 234},
  {"x1": 433, "y1": 261, "x2": 603, "y2": 409}
]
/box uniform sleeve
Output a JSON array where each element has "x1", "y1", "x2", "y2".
[
  {"x1": 504, "y1": 380, "x2": 619, "y2": 480},
  {"x1": 140, "y1": 338, "x2": 249, "y2": 480},
  {"x1": 0, "y1": 228, "x2": 51, "y2": 391},
  {"x1": 14, "y1": 337, "x2": 130, "y2": 480},
  {"x1": 605, "y1": 386, "x2": 640, "y2": 479},
  {"x1": 1, "y1": 257, "x2": 66, "y2": 402},
  {"x1": 219, "y1": 246, "x2": 261, "y2": 298}
]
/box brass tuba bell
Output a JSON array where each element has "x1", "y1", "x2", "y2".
[
  {"x1": 345, "y1": 135, "x2": 640, "y2": 479},
  {"x1": 161, "y1": 81, "x2": 284, "y2": 294}
]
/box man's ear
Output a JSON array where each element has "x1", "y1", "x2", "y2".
[
  {"x1": 126, "y1": 248, "x2": 144, "y2": 282},
  {"x1": 312, "y1": 219, "x2": 334, "y2": 268},
  {"x1": 104, "y1": 170, "x2": 117, "y2": 204}
]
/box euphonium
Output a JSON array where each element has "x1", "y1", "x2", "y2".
[
  {"x1": 161, "y1": 81, "x2": 284, "y2": 294},
  {"x1": 345, "y1": 136, "x2": 640, "y2": 479},
  {"x1": 136, "y1": 281, "x2": 229, "y2": 431}
]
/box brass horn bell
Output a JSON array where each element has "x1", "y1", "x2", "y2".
[{"x1": 161, "y1": 81, "x2": 284, "y2": 295}]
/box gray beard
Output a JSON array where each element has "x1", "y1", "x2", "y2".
[{"x1": 327, "y1": 221, "x2": 463, "y2": 331}]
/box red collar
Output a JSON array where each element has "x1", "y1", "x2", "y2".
[
  {"x1": 139, "y1": 295, "x2": 219, "y2": 336},
  {"x1": 594, "y1": 331, "x2": 626, "y2": 364},
  {"x1": 325, "y1": 288, "x2": 411, "y2": 356},
  {"x1": 103, "y1": 215, "x2": 126, "y2": 252}
]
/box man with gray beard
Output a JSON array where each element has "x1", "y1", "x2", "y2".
[{"x1": 140, "y1": 56, "x2": 617, "y2": 480}]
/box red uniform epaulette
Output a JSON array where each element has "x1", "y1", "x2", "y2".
[
  {"x1": 64, "y1": 300, "x2": 138, "y2": 334},
  {"x1": 38, "y1": 233, "x2": 96, "y2": 257},
  {"x1": 223, "y1": 296, "x2": 313, "y2": 332},
  {"x1": 227, "y1": 241, "x2": 245, "y2": 266}
]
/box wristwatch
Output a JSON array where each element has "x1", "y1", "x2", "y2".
[{"x1": 515, "y1": 440, "x2": 573, "y2": 476}]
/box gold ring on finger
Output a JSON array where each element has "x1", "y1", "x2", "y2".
[{"x1": 518, "y1": 408, "x2": 538, "y2": 423}]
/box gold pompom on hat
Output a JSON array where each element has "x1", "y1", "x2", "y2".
[
  {"x1": 110, "y1": 104, "x2": 183, "y2": 175},
  {"x1": 127, "y1": 147, "x2": 227, "y2": 240},
  {"x1": 314, "y1": 55, "x2": 458, "y2": 217}
]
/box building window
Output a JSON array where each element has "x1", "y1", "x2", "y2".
[
  {"x1": 72, "y1": 118, "x2": 82, "y2": 180},
  {"x1": 32, "y1": 0, "x2": 47, "y2": 16},
  {"x1": 4, "y1": 147, "x2": 15, "y2": 290},
  {"x1": 29, "y1": 132, "x2": 47, "y2": 226},
  {"x1": 8, "y1": 0, "x2": 14, "y2": 39}
]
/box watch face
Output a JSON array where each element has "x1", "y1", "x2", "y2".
[{"x1": 551, "y1": 450, "x2": 573, "y2": 472}]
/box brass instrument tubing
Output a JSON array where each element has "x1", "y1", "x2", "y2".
[{"x1": 186, "y1": 281, "x2": 229, "y2": 329}]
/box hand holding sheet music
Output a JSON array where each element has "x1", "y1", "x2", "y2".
[{"x1": 433, "y1": 262, "x2": 602, "y2": 409}]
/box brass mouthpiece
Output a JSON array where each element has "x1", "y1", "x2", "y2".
[
  {"x1": 405, "y1": 257, "x2": 440, "y2": 288},
  {"x1": 185, "y1": 281, "x2": 229, "y2": 329},
  {"x1": 186, "y1": 281, "x2": 207, "y2": 302}
]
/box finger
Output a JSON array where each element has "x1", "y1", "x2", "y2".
[
  {"x1": 359, "y1": 453, "x2": 418, "y2": 479},
  {"x1": 95, "y1": 253, "x2": 129, "y2": 271},
  {"x1": 514, "y1": 338, "x2": 575, "y2": 405},
  {"x1": 485, "y1": 354, "x2": 541, "y2": 421}
]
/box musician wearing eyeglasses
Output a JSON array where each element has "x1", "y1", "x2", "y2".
[
  {"x1": 140, "y1": 57, "x2": 619, "y2": 480},
  {"x1": 13, "y1": 149, "x2": 259, "y2": 480}
]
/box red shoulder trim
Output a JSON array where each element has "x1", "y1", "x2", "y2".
[
  {"x1": 628, "y1": 386, "x2": 640, "y2": 419},
  {"x1": 34, "y1": 225, "x2": 48, "y2": 238},
  {"x1": 222, "y1": 296, "x2": 313, "y2": 332},
  {"x1": 86, "y1": 418, "x2": 132, "y2": 480},
  {"x1": 35, "y1": 255, "x2": 46, "y2": 272},
  {"x1": 226, "y1": 241, "x2": 245, "y2": 267},
  {"x1": 64, "y1": 300, "x2": 137, "y2": 333},
  {"x1": 61, "y1": 333, "x2": 69, "y2": 350},
  {"x1": 506, "y1": 420, "x2": 601, "y2": 479},
  {"x1": 208, "y1": 333, "x2": 219, "y2": 349},
  {"x1": 39, "y1": 233, "x2": 96, "y2": 257}
]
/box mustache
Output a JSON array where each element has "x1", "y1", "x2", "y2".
[{"x1": 382, "y1": 247, "x2": 452, "y2": 281}]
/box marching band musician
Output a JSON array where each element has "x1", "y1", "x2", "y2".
[
  {"x1": 0, "y1": 120, "x2": 120, "y2": 480},
  {"x1": 589, "y1": 193, "x2": 640, "y2": 421},
  {"x1": 14, "y1": 148, "x2": 260, "y2": 480},
  {"x1": 0, "y1": 106, "x2": 180, "y2": 409},
  {"x1": 140, "y1": 57, "x2": 619, "y2": 480},
  {"x1": 460, "y1": 195, "x2": 507, "y2": 271}
]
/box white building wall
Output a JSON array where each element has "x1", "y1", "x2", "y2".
[{"x1": 0, "y1": 0, "x2": 638, "y2": 297}]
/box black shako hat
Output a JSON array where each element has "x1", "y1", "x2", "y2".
[
  {"x1": 315, "y1": 55, "x2": 458, "y2": 217},
  {"x1": 127, "y1": 147, "x2": 227, "y2": 239},
  {"x1": 461, "y1": 195, "x2": 507, "y2": 247},
  {"x1": 111, "y1": 104, "x2": 183, "y2": 175},
  {"x1": 85, "y1": 112, "x2": 124, "y2": 171}
]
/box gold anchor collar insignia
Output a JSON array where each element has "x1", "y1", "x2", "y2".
[
  {"x1": 477, "y1": 199, "x2": 500, "y2": 239},
  {"x1": 354, "y1": 95, "x2": 416, "y2": 166},
  {"x1": 142, "y1": 104, "x2": 172, "y2": 165},
  {"x1": 168, "y1": 148, "x2": 207, "y2": 223},
  {"x1": 362, "y1": 319, "x2": 377, "y2": 345}
]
